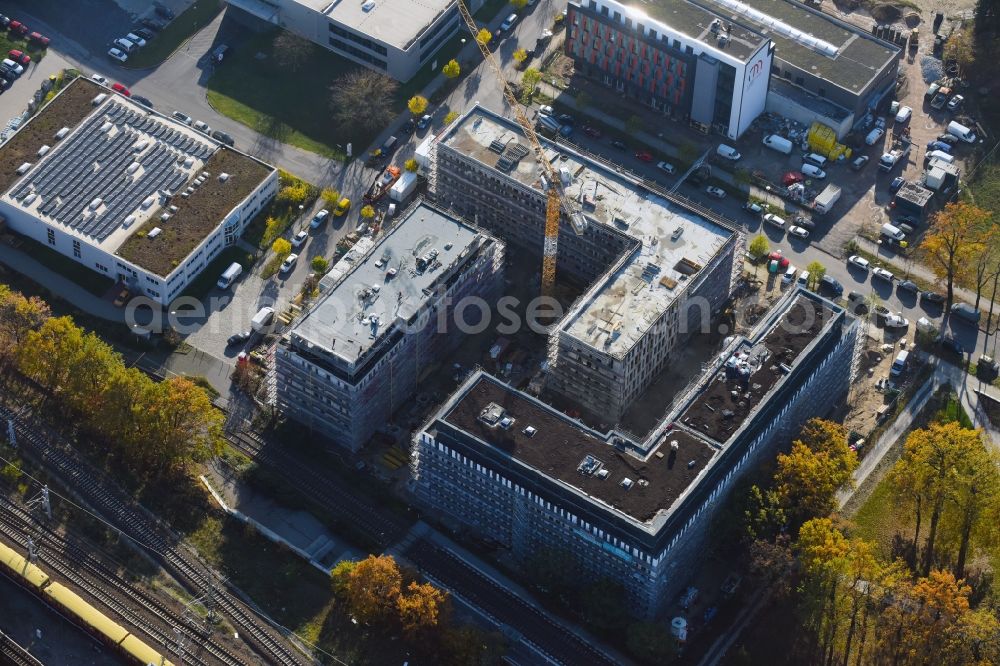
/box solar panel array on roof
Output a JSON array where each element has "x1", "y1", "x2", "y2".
[{"x1": 9, "y1": 101, "x2": 216, "y2": 242}]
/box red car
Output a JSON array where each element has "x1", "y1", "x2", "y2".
[
  {"x1": 8, "y1": 20, "x2": 27, "y2": 35},
  {"x1": 634, "y1": 150, "x2": 654, "y2": 162},
  {"x1": 28, "y1": 32, "x2": 49, "y2": 47},
  {"x1": 767, "y1": 251, "x2": 790, "y2": 269},
  {"x1": 781, "y1": 171, "x2": 805, "y2": 186},
  {"x1": 111, "y1": 82, "x2": 131, "y2": 97},
  {"x1": 7, "y1": 50, "x2": 29, "y2": 66}
]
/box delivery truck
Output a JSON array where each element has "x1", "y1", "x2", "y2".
[
  {"x1": 390, "y1": 171, "x2": 418, "y2": 203},
  {"x1": 813, "y1": 184, "x2": 841, "y2": 214}
]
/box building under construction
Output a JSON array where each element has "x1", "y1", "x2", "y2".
[
  {"x1": 412, "y1": 288, "x2": 863, "y2": 614},
  {"x1": 275, "y1": 200, "x2": 504, "y2": 451},
  {"x1": 429, "y1": 105, "x2": 744, "y2": 423}
]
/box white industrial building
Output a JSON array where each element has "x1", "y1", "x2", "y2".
[
  {"x1": 226, "y1": 0, "x2": 481, "y2": 81},
  {"x1": 0, "y1": 78, "x2": 277, "y2": 305}
]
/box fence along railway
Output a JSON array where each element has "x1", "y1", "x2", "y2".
[{"x1": 0, "y1": 403, "x2": 313, "y2": 666}]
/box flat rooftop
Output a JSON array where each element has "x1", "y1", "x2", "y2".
[
  {"x1": 0, "y1": 77, "x2": 272, "y2": 277},
  {"x1": 290, "y1": 201, "x2": 486, "y2": 367},
  {"x1": 603, "y1": 0, "x2": 768, "y2": 62},
  {"x1": 688, "y1": 0, "x2": 898, "y2": 93},
  {"x1": 677, "y1": 293, "x2": 833, "y2": 442},
  {"x1": 440, "y1": 106, "x2": 734, "y2": 356},
  {"x1": 292, "y1": 0, "x2": 452, "y2": 50},
  {"x1": 440, "y1": 372, "x2": 718, "y2": 524}
]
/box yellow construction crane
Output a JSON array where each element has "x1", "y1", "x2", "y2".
[{"x1": 455, "y1": 0, "x2": 587, "y2": 298}]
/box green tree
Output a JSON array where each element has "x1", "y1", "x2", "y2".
[
  {"x1": 330, "y1": 559, "x2": 357, "y2": 597},
  {"x1": 806, "y1": 260, "x2": 826, "y2": 290},
  {"x1": 344, "y1": 555, "x2": 402, "y2": 624},
  {"x1": 272, "y1": 30, "x2": 315, "y2": 72},
  {"x1": 520, "y1": 67, "x2": 541, "y2": 104},
  {"x1": 0, "y1": 285, "x2": 50, "y2": 373},
  {"x1": 513, "y1": 48, "x2": 529, "y2": 66},
  {"x1": 397, "y1": 580, "x2": 450, "y2": 637},
  {"x1": 408, "y1": 95, "x2": 429, "y2": 116},
  {"x1": 443, "y1": 110, "x2": 460, "y2": 125},
  {"x1": 360, "y1": 205, "x2": 375, "y2": 220},
  {"x1": 272, "y1": 237, "x2": 292, "y2": 258},
  {"x1": 748, "y1": 234, "x2": 769, "y2": 260},
  {"x1": 943, "y1": 29, "x2": 975, "y2": 75},
  {"x1": 310, "y1": 256, "x2": 330, "y2": 274},
  {"x1": 442, "y1": 59, "x2": 461, "y2": 79},
  {"x1": 321, "y1": 188, "x2": 340, "y2": 209},
  {"x1": 404, "y1": 158, "x2": 419, "y2": 172},
  {"x1": 774, "y1": 419, "x2": 857, "y2": 527},
  {"x1": 476, "y1": 28, "x2": 492, "y2": 46},
  {"x1": 17, "y1": 316, "x2": 85, "y2": 397}
]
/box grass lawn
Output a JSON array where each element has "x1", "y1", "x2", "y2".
[
  {"x1": 187, "y1": 514, "x2": 414, "y2": 664},
  {"x1": 18, "y1": 237, "x2": 114, "y2": 296},
  {"x1": 0, "y1": 32, "x2": 48, "y2": 64},
  {"x1": 123, "y1": 0, "x2": 224, "y2": 69},
  {"x1": 180, "y1": 246, "x2": 254, "y2": 299}
]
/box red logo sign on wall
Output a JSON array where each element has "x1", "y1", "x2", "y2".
[{"x1": 747, "y1": 58, "x2": 765, "y2": 83}]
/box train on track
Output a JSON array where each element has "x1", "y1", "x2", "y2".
[{"x1": 0, "y1": 539, "x2": 174, "y2": 666}]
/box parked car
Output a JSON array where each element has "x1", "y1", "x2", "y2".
[
  {"x1": 884, "y1": 313, "x2": 909, "y2": 329},
  {"x1": 763, "y1": 213, "x2": 786, "y2": 229},
  {"x1": 939, "y1": 334, "x2": 964, "y2": 355},
  {"x1": 111, "y1": 82, "x2": 131, "y2": 96},
  {"x1": 850, "y1": 155, "x2": 870, "y2": 171},
  {"x1": 0, "y1": 16, "x2": 9, "y2": 28},
  {"x1": 788, "y1": 225, "x2": 810, "y2": 239},
  {"x1": 538, "y1": 104, "x2": 553, "y2": 116},
  {"x1": 108, "y1": 47, "x2": 128, "y2": 62},
  {"x1": 898, "y1": 222, "x2": 915, "y2": 234},
  {"x1": 91, "y1": 73, "x2": 109, "y2": 85},
  {"x1": 114, "y1": 38, "x2": 136, "y2": 53},
  {"x1": 895, "y1": 105, "x2": 912, "y2": 123},
  {"x1": 135, "y1": 28, "x2": 156, "y2": 41},
  {"x1": 782, "y1": 171, "x2": 804, "y2": 186},
  {"x1": 27, "y1": 31, "x2": 49, "y2": 47},
  {"x1": 154, "y1": 1, "x2": 176, "y2": 19},
  {"x1": 310, "y1": 209, "x2": 330, "y2": 229},
  {"x1": 611, "y1": 139, "x2": 626, "y2": 150},
  {"x1": 211, "y1": 129, "x2": 235, "y2": 146},
  {"x1": 291, "y1": 230, "x2": 308, "y2": 249},
  {"x1": 635, "y1": 150, "x2": 653, "y2": 162},
  {"x1": 820, "y1": 275, "x2": 843, "y2": 297},
  {"x1": 125, "y1": 32, "x2": 146, "y2": 47},
  {"x1": 926, "y1": 140, "x2": 952, "y2": 153},
  {"x1": 417, "y1": 114, "x2": 433, "y2": 129},
  {"x1": 656, "y1": 161, "x2": 676, "y2": 174},
  {"x1": 792, "y1": 215, "x2": 814, "y2": 229},
  {"x1": 280, "y1": 253, "x2": 299, "y2": 273},
  {"x1": 556, "y1": 113, "x2": 574, "y2": 125},
  {"x1": 848, "y1": 291, "x2": 868, "y2": 314},
  {"x1": 132, "y1": 95, "x2": 153, "y2": 108},
  {"x1": 1, "y1": 58, "x2": 23, "y2": 76},
  {"x1": 705, "y1": 186, "x2": 726, "y2": 199},
  {"x1": 936, "y1": 133, "x2": 959, "y2": 146},
  {"x1": 334, "y1": 198, "x2": 351, "y2": 216},
  {"x1": 193, "y1": 120, "x2": 211, "y2": 134},
  {"x1": 946, "y1": 94, "x2": 964, "y2": 112},
  {"x1": 872, "y1": 266, "x2": 895, "y2": 281},
  {"x1": 889, "y1": 176, "x2": 905, "y2": 193},
  {"x1": 7, "y1": 50, "x2": 28, "y2": 66},
  {"x1": 172, "y1": 110, "x2": 193, "y2": 125},
  {"x1": 801, "y1": 163, "x2": 826, "y2": 179},
  {"x1": 898, "y1": 279, "x2": 919, "y2": 293},
  {"x1": 8, "y1": 21, "x2": 28, "y2": 35},
  {"x1": 951, "y1": 302, "x2": 981, "y2": 323},
  {"x1": 500, "y1": 12, "x2": 518, "y2": 31},
  {"x1": 742, "y1": 201, "x2": 764, "y2": 215},
  {"x1": 768, "y1": 251, "x2": 790, "y2": 269},
  {"x1": 921, "y1": 291, "x2": 946, "y2": 304},
  {"x1": 925, "y1": 81, "x2": 941, "y2": 99},
  {"x1": 227, "y1": 331, "x2": 251, "y2": 346},
  {"x1": 848, "y1": 255, "x2": 871, "y2": 271}
]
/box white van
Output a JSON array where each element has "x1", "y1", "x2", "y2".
[
  {"x1": 803, "y1": 153, "x2": 829, "y2": 168},
  {"x1": 946, "y1": 120, "x2": 977, "y2": 143},
  {"x1": 801, "y1": 163, "x2": 826, "y2": 179},
  {"x1": 924, "y1": 150, "x2": 954, "y2": 165},
  {"x1": 762, "y1": 134, "x2": 792, "y2": 154},
  {"x1": 716, "y1": 144, "x2": 741, "y2": 161},
  {"x1": 782, "y1": 264, "x2": 797, "y2": 285},
  {"x1": 797, "y1": 270, "x2": 810, "y2": 287},
  {"x1": 251, "y1": 306, "x2": 275, "y2": 333},
  {"x1": 890, "y1": 350, "x2": 909, "y2": 377},
  {"x1": 217, "y1": 262, "x2": 242, "y2": 289},
  {"x1": 881, "y1": 223, "x2": 905, "y2": 242}
]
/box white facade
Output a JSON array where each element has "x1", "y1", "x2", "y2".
[
  {"x1": 227, "y1": 0, "x2": 480, "y2": 81},
  {"x1": 0, "y1": 170, "x2": 277, "y2": 305}
]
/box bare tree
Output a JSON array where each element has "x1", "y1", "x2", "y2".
[
  {"x1": 331, "y1": 69, "x2": 399, "y2": 134},
  {"x1": 272, "y1": 30, "x2": 316, "y2": 72}
]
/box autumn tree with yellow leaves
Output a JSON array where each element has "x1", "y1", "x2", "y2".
[{"x1": 919, "y1": 202, "x2": 992, "y2": 315}]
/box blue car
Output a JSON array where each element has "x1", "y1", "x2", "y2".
[
  {"x1": 925, "y1": 140, "x2": 952, "y2": 153},
  {"x1": 889, "y1": 176, "x2": 905, "y2": 193}
]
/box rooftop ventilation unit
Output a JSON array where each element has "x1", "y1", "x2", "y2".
[
  {"x1": 54, "y1": 127, "x2": 70, "y2": 140},
  {"x1": 711, "y1": 0, "x2": 840, "y2": 57},
  {"x1": 92, "y1": 93, "x2": 108, "y2": 105},
  {"x1": 148, "y1": 227, "x2": 162, "y2": 239},
  {"x1": 16, "y1": 162, "x2": 31, "y2": 175},
  {"x1": 479, "y1": 402, "x2": 505, "y2": 426},
  {"x1": 577, "y1": 454, "x2": 604, "y2": 476},
  {"x1": 621, "y1": 477, "x2": 634, "y2": 489},
  {"x1": 218, "y1": 172, "x2": 230, "y2": 182},
  {"x1": 522, "y1": 425, "x2": 537, "y2": 437}
]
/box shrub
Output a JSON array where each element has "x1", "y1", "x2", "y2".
[
  {"x1": 404, "y1": 159, "x2": 419, "y2": 173},
  {"x1": 311, "y1": 256, "x2": 330, "y2": 274}
]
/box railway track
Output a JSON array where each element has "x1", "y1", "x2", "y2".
[
  {"x1": 0, "y1": 630, "x2": 43, "y2": 666},
  {"x1": 0, "y1": 498, "x2": 246, "y2": 666},
  {"x1": 0, "y1": 405, "x2": 312, "y2": 666}
]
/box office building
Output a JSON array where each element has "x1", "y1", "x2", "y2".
[
  {"x1": 412, "y1": 288, "x2": 862, "y2": 614},
  {"x1": 276, "y1": 200, "x2": 505, "y2": 451},
  {"x1": 225, "y1": 0, "x2": 480, "y2": 81},
  {"x1": 565, "y1": 0, "x2": 900, "y2": 138},
  {"x1": 0, "y1": 78, "x2": 277, "y2": 305}
]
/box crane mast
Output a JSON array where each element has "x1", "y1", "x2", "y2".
[{"x1": 453, "y1": 0, "x2": 585, "y2": 297}]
